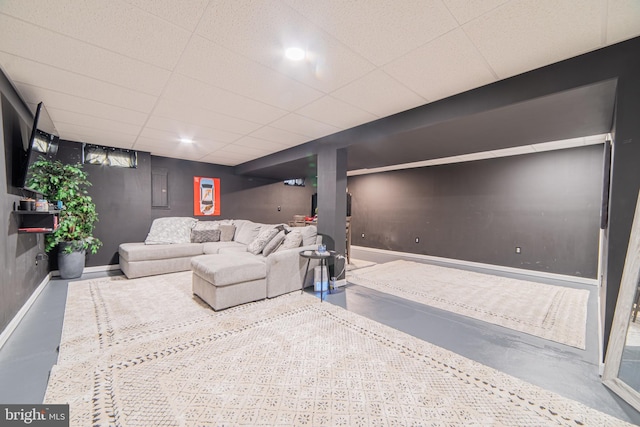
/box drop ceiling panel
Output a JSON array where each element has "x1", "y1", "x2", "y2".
[
  {"x1": 16, "y1": 84, "x2": 149, "y2": 126},
  {"x1": 235, "y1": 136, "x2": 290, "y2": 152},
  {"x1": 121, "y1": 0, "x2": 210, "y2": 32},
  {"x1": 218, "y1": 143, "x2": 272, "y2": 157},
  {"x1": 177, "y1": 36, "x2": 323, "y2": 111},
  {"x1": 0, "y1": 0, "x2": 190, "y2": 70},
  {"x1": 61, "y1": 131, "x2": 136, "y2": 148},
  {"x1": 196, "y1": 0, "x2": 375, "y2": 93},
  {"x1": 269, "y1": 113, "x2": 341, "y2": 139},
  {"x1": 152, "y1": 98, "x2": 261, "y2": 135},
  {"x1": 0, "y1": 53, "x2": 158, "y2": 113},
  {"x1": 49, "y1": 108, "x2": 142, "y2": 136},
  {"x1": 442, "y1": 0, "x2": 511, "y2": 25},
  {"x1": 162, "y1": 75, "x2": 288, "y2": 125},
  {"x1": 1, "y1": 1, "x2": 638, "y2": 172},
  {"x1": 144, "y1": 116, "x2": 240, "y2": 144},
  {"x1": 296, "y1": 96, "x2": 378, "y2": 129},
  {"x1": 384, "y1": 28, "x2": 497, "y2": 102},
  {"x1": 135, "y1": 136, "x2": 216, "y2": 158},
  {"x1": 606, "y1": 0, "x2": 640, "y2": 44},
  {"x1": 331, "y1": 70, "x2": 427, "y2": 118},
  {"x1": 249, "y1": 126, "x2": 310, "y2": 146},
  {"x1": 137, "y1": 125, "x2": 231, "y2": 151},
  {"x1": 464, "y1": 0, "x2": 604, "y2": 79},
  {"x1": 0, "y1": 15, "x2": 170, "y2": 96},
  {"x1": 284, "y1": 0, "x2": 459, "y2": 66},
  {"x1": 56, "y1": 125, "x2": 137, "y2": 146}
]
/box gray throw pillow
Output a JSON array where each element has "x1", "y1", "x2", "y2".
[
  {"x1": 247, "y1": 227, "x2": 280, "y2": 255},
  {"x1": 191, "y1": 229, "x2": 221, "y2": 243},
  {"x1": 276, "y1": 231, "x2": 303, "y2": 252},
  {"x1": 262, "y1": 230, "x2": 286, "y2": 257},
  {"x1": 144, "y1": 217, "x2": 197, "y2": 245},
  {"x1": 219, "y1": 224, "x2": 236, "y2": 242}
]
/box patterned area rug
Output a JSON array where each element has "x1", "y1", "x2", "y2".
[
  {"x1": 348, "y1": 260, "x2": 589, "y2": 349},
  {"x1": 44, "y1": 272, "x2": 625, "y2": 426}
]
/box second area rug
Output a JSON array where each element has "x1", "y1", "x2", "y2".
[{"x1": 348, "y1": 260, "x2": 589, "y2": 349}]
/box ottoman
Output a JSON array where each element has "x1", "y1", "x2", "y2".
[{"x1": 191, "y1": 253, "x2": 267, "y2": 311}]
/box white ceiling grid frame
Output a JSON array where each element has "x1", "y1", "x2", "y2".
[
  {"x1": 161, "y1": 74, "x2": 289, "y2": 126},
  {"x1": 195, "y1": 0, "x2": 377, "y2": 94},
  {"x1": 283, "y1": 0, "x2": 460, "y2": 67},
  {"x1": 1, "y1": 0, "x2": 640, "y2": 167},
  {"x1": 0, "y1": 0, "x2": 191, "y2": 70},
  {"x1": 142, "y1": 116, "x2": 240, "y2": 145},
  {"x1": 383, "y1": 28, "x2": 498, "y2": 102},
  {"x1": 15, "y1": 84, "x2": 150, "y2": 127},
  {"x1": 463, "y1": 0, "x2": 606, "y2": 79},
  {"x1": 0, "y1": 14, "x2": 171, "y2": 97},
  {"x1": 330, "y1": 70, "x2": 428, "y2": 118}
]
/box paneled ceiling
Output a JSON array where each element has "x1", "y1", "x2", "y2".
[{"x1": 1, "y1": 0, "x2": 639, "y2": 169}]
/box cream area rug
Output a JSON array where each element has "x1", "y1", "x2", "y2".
[
  {"x1": 348, "y1": 260, "x2": 589, "y2": 349},
  {"x1": 43, "y1": 272, "x2": 625, "y2": 426}
]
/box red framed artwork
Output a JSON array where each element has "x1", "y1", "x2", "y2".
[{"x1": 193, "y1": 176, "x2": 220, "y2": 216}]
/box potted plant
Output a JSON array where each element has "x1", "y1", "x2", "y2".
[{"x1": 27, "y1": 159, "x2": 102, "y2": 278}]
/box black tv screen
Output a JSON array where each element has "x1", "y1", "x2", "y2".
[{"x1": 21, "y1": 102, "x2": 59, "y2": 193}]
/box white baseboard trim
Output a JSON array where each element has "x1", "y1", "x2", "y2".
[
  {"x1": 0, "y1": 273, "x2": 51, "y2": 351},
  {"x1": 50, "y1": 264, "x2": 122, "y2": 277},
  {"x1": 351, "y1": 246, "x2": 598, "y2": 286}
]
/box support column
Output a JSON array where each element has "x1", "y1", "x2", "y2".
[{"x1": 317, "y1": 145, "x2": 348, "y2": 280}]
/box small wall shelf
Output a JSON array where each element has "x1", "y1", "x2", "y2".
[{"x1": 14, "y1": 209, "x2": 60, "y2": 234}]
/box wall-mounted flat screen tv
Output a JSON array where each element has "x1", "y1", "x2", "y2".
[{"x1": 21, "y1": 102, "x2": 59, "y2": 193}]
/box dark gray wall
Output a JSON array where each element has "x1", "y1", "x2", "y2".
[
  {"x1": 0, "y1": 86, "x2": 49, "y2": 334},
  {"x1": 50, "y1": 147, "x2": 315, "y2": 268},
  {"x1": 149, "y1": 156, "x2": 315, "y2": 225},
  {"x1": 348, "y1": 144, "x2": 603, "y2": 278}
]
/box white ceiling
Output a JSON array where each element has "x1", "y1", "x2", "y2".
[{"x1": 1, "y1": 0, "x2": 639, "y2": 167}]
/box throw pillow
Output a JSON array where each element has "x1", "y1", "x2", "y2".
[
  {"x1": 191, "y1": 229, "x2": 221, "y2": 243},
  {"x1": 233, "y1": 220, "x2": 263, "y2": 245},
  {"x1": 262, "y1": 230, "x2": 286, "y2": 257},
  {"x1": 219, "y1": 224, "x2": 236, "y2": 242},
  {"x1": 247, "y1": 227, "x2": 280, "y2": 255},
  {"x1": 276, "y1": 231, "x2": 303, "y2": 251},
  {"x1": 144, "y1": 217, "x2": 197, "y2": 245},
  {"x1": 193, "y1": 221, "x2": 220, "y2": 231},
  {"x1": 299, "y1": 225, "x2": 318, "y2": 246}
]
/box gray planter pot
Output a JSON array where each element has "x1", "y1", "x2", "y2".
[{"x1": 58, "y1": 241, "x2": 86, "y2": 279}]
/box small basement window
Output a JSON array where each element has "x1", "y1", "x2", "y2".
[{"x1": 83, "y1": 144, "x2": 137, "y2": 168}]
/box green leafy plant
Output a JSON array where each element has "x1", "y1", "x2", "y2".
[{"x1": 27, "y1": 159, "x2": 102, "y2": 254}]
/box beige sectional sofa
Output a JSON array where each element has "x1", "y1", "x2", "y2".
[{"x1": 118, "y1": 218, "x2": 322, "y2": 309}]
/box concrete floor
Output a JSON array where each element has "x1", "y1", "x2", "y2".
[{"x1": 1, "y1": 254, "x2": 639, "y2": 425}]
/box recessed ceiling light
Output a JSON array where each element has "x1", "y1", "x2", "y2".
[
  {"x1": 285, "y1": 47, "x2": 305, "y2": 61},
  {"x1": 180, "y1": 138, "x2": 194, "y2": 144}
]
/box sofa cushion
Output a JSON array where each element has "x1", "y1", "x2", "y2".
[
  {"x1": 202, "y1": 241, "x2": 246, "y2": 254},
  {"x1": 233, "y1": 220, "x2": 263, "y2": 245},
  {"x1": 120, "y1": 242, "x2": 204, "y2": 262},
  {"x1": 191, "y1": 253, "x2": 266, "y2": 287},
  {"x1": 219, "y1": 224, "x2": 236, "y2": 242},
  {"x1": 299, "y1": 225, "x2": 318, "y2": 246},
  {"x1": 262, "y1": 230, "x2": 285, "y2": 257},
  {"x1": 144, "y1": 217, "x2": 197, "y2": 244},
  {"x1": 247, "y1": 227, "x2": 279, "y2": 255},
  {"x1": 277, "y1": 231, "x2": 303, "y2": 251},
  {"x1": 191, "y1": 229, "x2": 221, "y2": 243}
]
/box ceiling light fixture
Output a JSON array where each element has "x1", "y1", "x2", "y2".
[
  {"x1": 285, "y1": 47, "x2": 305, "y2": 61},
  {"x1": 180, "y1": 138, "x2": 194, "y2": 144}
]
